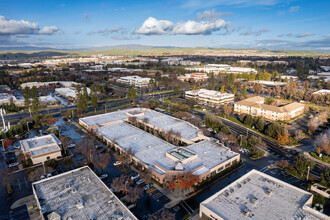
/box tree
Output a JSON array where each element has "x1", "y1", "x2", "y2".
[
  {"x1": 241, "y1": 85, "x2": 247, "y2": 98},
  {"x1": 294, "y1": 155, "x2": 315, "y2": 178},
  {"x1": 149, "y1": 209, "x2": 175, "y2": 220},
  {"x1": 265, "y1": 122, "x2": 281, "y2": 138},
  {"x1": 111, "y1": 177, "x2": 122, "y2": 193},
  {"x1": 255, "y1": 116, "x2": 265, "y2": 132},
  {"x1": 125, "y1": 186, "x2": 144, "y2": 204},
  {"x1": 30, "y1": 97, "x2": 40, "y2": 115},
  {"x1": 223, "y1": 104, "x2": 232, "y2": 117},
  {"x1": 253, "y1": 83, "x2": 262, "y2": 95},
  {"x1": 173, "y1": 86, "x2": 180, "y2": 95},
  {"x1": 210, "y1": 72, "x2": 215, "y2": 90},
  {"x1": 91, "y1": 93, "x2": 98, "y2": 112},
  {"x1": 243, "y1": 114, "x2": 253, "y2": 127},
  {"x1": 320, "y1": 169, "x2": 330, "y2": 187},
  {"x1": 314, "y1": 133, "x2": 330, "y2": 155},
  {"x1": 277, "y1": 127, "x2": 289, "y2": 145},
  {"x1": 127, "y1": 87, "x2": 137, "y2": 103},
  {"x1": 63, "y1": 157, "x2": 74, "y2": 169},
  {"x1": 59, "y1": 136, "x2": 71, "y2": 156},
  {"x1": 44, "y1": 159, "x2": 58, "y2": 169},
  {"x1": 173, "y1": 112, "x2": 192, "y2": 119}
]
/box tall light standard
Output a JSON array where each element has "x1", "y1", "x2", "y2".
[
  {"x1": 28, "y1": 107, "x2": 32, "y2": 118},
  {"x1": 307, "y1": 166, "x2": 310, "y2": 181},
  {"x1": 104, "y1": 104, "x2": 107, "y2": 113},
  {"x1": 27, "y1": 121, "x2": 30, "y2": 132},
  {"x1": 42, "y1": 161, "x2": 46, "y2": 176},
  {"x1": 39, "y1": 130, "x2": 42, "y2": 136},
  {"x1": 0, "y1": 139, "x2": 4, "y2": 152}
]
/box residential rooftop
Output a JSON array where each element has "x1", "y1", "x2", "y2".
[
  {"x1": 200, "y1": 169, "x2": 326, "y2": 220},
  {"x1": 32, "y1": 166, "x2": 137, "y2": 220},
  {"x1": 235, "y1": 96, "x2": 304, "y2": 113}
]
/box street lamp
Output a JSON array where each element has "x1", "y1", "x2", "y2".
[
  {"x1": 104, "y1": 104, "x2": 107, "y2": 113},
  {"x1": 39, "y1": 130, "x2": 42, "y2": 136},
  {"x1": 27, "y1": 121, "x2": 30, "y2": 132},
  {"x1": 307, "y1": 166, "x2": 310, "y2": 181},
  {"x1": 0, "y1": 139, "x2": 4, "y2": 152}
]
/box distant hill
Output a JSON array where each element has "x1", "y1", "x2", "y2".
[{"x1": 0, "y1": 45, "x2": 329, "y2": 58}]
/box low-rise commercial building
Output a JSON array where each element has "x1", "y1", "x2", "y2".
[
  {"x1": 32, "y1": 166, "x2": 137, "y2": 220},
  {"x1": 178, "y1": 73, "x2": 209, "y2": 82},
  {"x1": 117, "y1": 75, "x2": 151, "y2": 87},
  {"x1": 313, "y1": 89, "x2": 330, "y2": 95},
  {"x1": 20, "y1": 81, "x2": 80, "y2": 89},
  {"x1": 250, "y1": 80, "x2": 287, "y2": 87},
  {"x1": 200, "y1": 169, "x2": 327, "y2": 220},
  {"x1": 234, "y1": 96, "x2": 304, "y2": 122},
  {"x1": 185, "y1": 89, "x2": 234, "y2": 106},
  {"x1": 185, "y1": 65, "x2": 257, "y2": 74},
  {"x1": 55, "y1": 87, "x2": 91, "y2": 101},
  {"x1": 79, "y1": 108, "x2": 240, "y2": 184},
  {"x1": 20, "y1": 134, "x2": 62, "y2": 164},
  {"x1": 0, "y1": 93, "x2": 17, "y2": 105}
]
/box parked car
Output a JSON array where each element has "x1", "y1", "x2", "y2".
[
  {"x1": 131, "y1": 173, "x2": 140, "y2": 180},
  {"x1": 47, "y1": 173, "x2": 52, "y2": 178},
  {"x1": 99, "y1": 174, "x2": 108, "y2": 180},
  {"x1": 40, "y1": 175, "x2": 46, "y2": 180},
  {"x1": 136, "y1": 179, "x2": 144, "y2": 185},
  {"x1": 113, "y1": 161, "x2": 122, "y2": 166},
  {"x1": 68, "y1": 144, "x2": 75, "y2": 148},
  {"x1": 13, "y1": 145, "x2": 21, "y2": 149},
  {"x1": 8, "y1": 162, "x2": 20, "y2": 168}
]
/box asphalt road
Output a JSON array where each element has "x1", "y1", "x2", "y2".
[{"x1": 189, "y1": 109, "x2": 324, "y2": 177}]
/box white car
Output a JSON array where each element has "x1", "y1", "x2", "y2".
[
  {"x1": 131, "y1": 173, "x2": 140, "y2": 180},
  {"x1": 68, "y1": 144, "x2": 75, "y2": 148},
  {"x1": 99, "y1": 174, "x2": 108, "y2": 180},
  {"x1": 113, "y1": 161, "x2": 122, "y2": 166},
  {"x1": 8, "y1": 162, "x2": 19, "y2": 167},
  {"x1": 136, "y1": 179, "x2": 144, "y2": 185},
  {"x1": 47, "y1": 173, "x2": 52, "y2": 178},
  {"x1": 40, "y1": 175, "x2": 46, "y2": 180}
]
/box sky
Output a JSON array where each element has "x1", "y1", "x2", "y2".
[{"x1": 0, "y1": 0, "x2": 329, "y2": 51}]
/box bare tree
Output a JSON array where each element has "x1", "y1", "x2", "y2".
[
  {"x1": 149, "y1": 209, "x2": 175, "y2": 220},
  {"x1": 314, "y1": 132, "x2": 330, "y2": 155},
  {"x1": 111, "y1": 177, "x2": 122, "y2": 193},
  {"x1": 125, "y1": 186, "x2": 144, "y2": 204},
  {"x1": 114, "y1": 148, "x2": 135, "y2": 167},
  {"x1": 0, "y1": 167, "x2": 14, "y2": 186}
]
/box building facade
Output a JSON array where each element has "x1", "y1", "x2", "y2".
[
  {"x1": 185, "y1": 89, "x2": 234, "y2": 106},
  {"x1": 234, "y1": 96, "x2": 304, "y2": 122},
  {"x1": 20, "y1": 134, "x2": 62, "y2": 164},
  {"x1": 117, "y1": 76, "x2": 151, "y2": 87}
]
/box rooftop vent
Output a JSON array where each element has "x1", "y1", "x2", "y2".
[
  {"x1": 250, "y1": 196, "x2": 258, "y2": 204},
  {"x1": 241, "y1": 208, "x2": 251, "y2": 217},
  {"x1": 265, "y1": 189, "x2": 272, "y2": 195},
  {"x1": 242, "y1": 180, "x2": 247, "y2": 184},
  {"x1": 229, "y1": 188, "x2": 234, "y2": 193},
  {"x1": 76, "y1": 200, "x2": 84, "y2": 209},
  {"x1": 224, "y1": 191, "x2": 229, "y2": 197},
  {"x1": 246, "y1": 178, "x2": 251, "y2": 182},
  {"x1": 237, "y1": 183, "x2": 241, "y2": 188}
]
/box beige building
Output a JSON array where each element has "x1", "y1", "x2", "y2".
[
  {"x1": 199, "y1": 169, "x2": 327, "y2": 220},
  {"x1": 20, "y1": 134, "x2": 62, "y2": 164},
  {"x1": 234, "y1": 96, "x2": 304, "y2": 122}
]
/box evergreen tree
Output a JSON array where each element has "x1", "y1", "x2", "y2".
[
  {"x1": 127, "y1": 87, "x2": 137, "y2": 103},
  {"x1": 242, "y1": 85, "x2": 247, "y2": 97},
  {"x1": 255, "y1": 116, "x2": 265, "y2": 132},
  {"x1": 91, "y1": 93, "x2": 98, "y2": 112},
  {"x1": 210, "y1": 72, "x2": 215, "y2": 90}
]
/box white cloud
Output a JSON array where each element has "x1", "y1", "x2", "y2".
[
  {"x1": 0, "y1": 15, "x2": 59, "y2": 35},
  {"x1": 240, "y1": 28, "x2": 270, "y2": 36},
  {"x1": 134, "y1": 17, "x2": 173, "y2": 35},
  {"x1": 289, "y1": 6, "x2": 300, "y2": 12},
  {"x1": 173, "y1": 19, "x2": 229, "y2": 35},
  {"x1": 296, "y1": 32, "x2": 313, "y2": 38},
  {"x1": 183, "y1": 0, "x2": 289, "y2": 8},
  {"x1": 38, "y1": 26, "x2": 59, "y2": 35},
  {"x1": 135, "y1": 17, "x2": 229, "y2": 35},
  {"x1": 87, "y1": 27, "x2": 124, "y2": 36},
  {"x1": 195, "y1": 9, "x2": 233, "y2": 20}
]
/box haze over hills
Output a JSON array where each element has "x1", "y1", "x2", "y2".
[{"x1": 0, "y1": 44, "x2": 329, "y2": 59}]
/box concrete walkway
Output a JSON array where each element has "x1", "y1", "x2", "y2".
[{"x1": 10, "y1": 195, "x2": 35, "y2": 209}]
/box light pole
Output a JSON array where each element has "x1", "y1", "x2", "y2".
[
  {"x1": 28, "y1": 107, "x2": 32, "y2": 117},
  {"x1": 27, "y1": 121, "x2": 30, "y2": 132},
  {"x1": 104, "y1": 104, "x2": 107, "y2": 113},
  {"x1": 307, "y1": 166, "x2": 310, "y2": 181},
  {"x1": 0, "y1": 139, "x2": 4, "y2": 152},
  {"x1": 42, "y1": 161, "x2": 46, "y2": 176},
  {"x1": 39, "y1": 130, "x2": 42, "y2": 136}
]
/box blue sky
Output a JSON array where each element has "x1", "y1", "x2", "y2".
[{"x1": 0, "y1": 0, "x2": 329, "y2": 50}]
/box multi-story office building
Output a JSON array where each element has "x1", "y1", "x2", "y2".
[
  {"x1": 178, "y1": 73, "x2": 209, "y2": 82},
  {"x1": 185, "y1": 89, "x2": 234, "y2": 106},
  {"x1": 234, "y1": 96, "x2": 305, "y2": 122},
  {"x1": 117, "y1": 76, "x2": 151, "y2": 87}
]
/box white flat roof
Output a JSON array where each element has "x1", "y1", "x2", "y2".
[
  {"x1": 33, "y1": 166, "x2": 137, "y2": 220},
  {"x1": 201, "y1": 169, "x2": 325, "y2": 220},
  {"x1": 20, "y1": 134, "x2": 61, "y2": 157},
  {"x1": 80, "y1": 108, "x2": 201, "y2": 141},
  {"x1": 98, "y1": 121, "x2": 238, "y2": 174}
]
